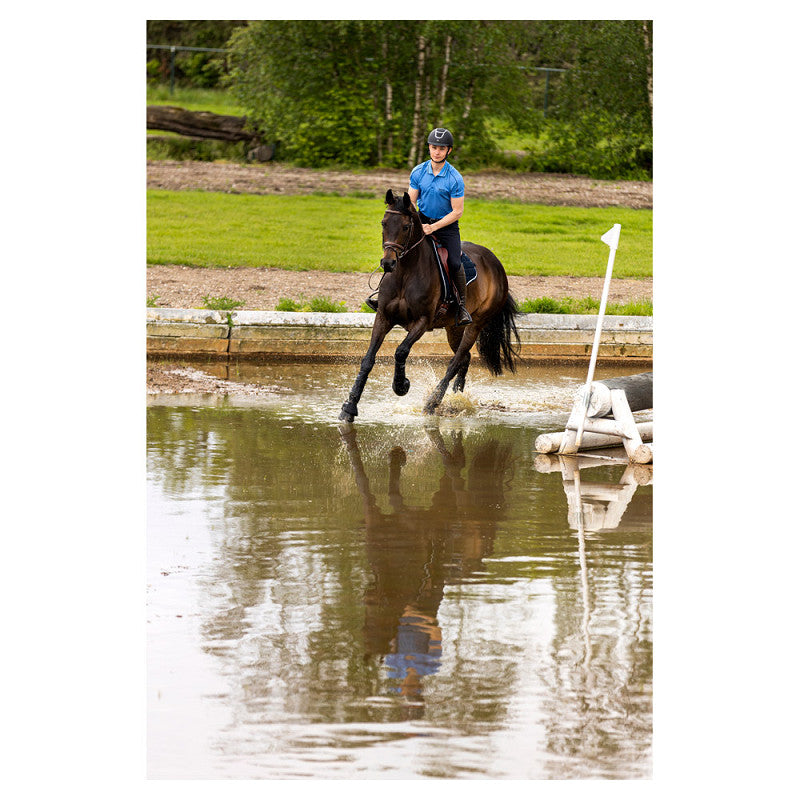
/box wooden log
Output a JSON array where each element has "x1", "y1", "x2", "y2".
[
  {"x1": 632, "y1": 443, "x2": 653, "y2": 464},
  {"x1": 588, "y1": 371, "x2": 653, "y2": 417},
  {"x1": 146, "y1": 105, "x2": 255, "y2": 142},
  {"x1": 535, "y1": 421, "x2": 653, "y2": 454}
]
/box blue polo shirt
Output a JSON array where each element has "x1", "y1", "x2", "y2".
[{"x1": 409, "y1": 159, "x2": 465, "y2": 220}]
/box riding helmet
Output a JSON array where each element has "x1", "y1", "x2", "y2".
[{"x1": 427, "y1": 128, "x2": 454, "y2": 147}]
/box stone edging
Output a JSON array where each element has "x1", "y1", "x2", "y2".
[{"x1": 146, "y1": 309, "x2": 653, "y2": 363}]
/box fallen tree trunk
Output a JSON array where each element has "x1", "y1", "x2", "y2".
[{"x1": 146, "y1": 105, "x2": 255, "y2": 142}]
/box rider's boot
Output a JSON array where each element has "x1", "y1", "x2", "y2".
[
  {"x1": 364, "y1": 293, "x2": 379, "y2": 311},
  {"x1": 452, "y1": 264, "x2": 472, "y2": 326}
]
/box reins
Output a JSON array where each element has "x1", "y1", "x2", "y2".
[{"x1": 382, "y1": 209, "x2": 426, "y2": 260}]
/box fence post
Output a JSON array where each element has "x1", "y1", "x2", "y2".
[
  {"x1": 545, "y1": 70, "x2": 551, "y2": 116},
  {"x1": 169, "y1": 46, "x2": 176, "y2": 95}
]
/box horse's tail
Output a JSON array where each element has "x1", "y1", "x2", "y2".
[{"x1": 477, "y1": 293, "x2": 521, "y2": 376}]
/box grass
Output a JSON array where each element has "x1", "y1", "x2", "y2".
[
  {"x1": 146, "y1": 85, "x2": 246, "y2": 117},
  {"x1": 201, "y1": 295, "x2": 244, "y2": 310},
  {"x1": 147, "y1": 190, "x2": 651, "y2": 278},
  {"x1": 518, "y1": 296, "x2": 652, "y2": 316},
  {"x1": 275, "y1": 295, "x2": 347, "y2": 312}
]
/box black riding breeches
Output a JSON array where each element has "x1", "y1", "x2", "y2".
[{"x1": 420, "y1": 214, "x2": 464, "y2": 277}]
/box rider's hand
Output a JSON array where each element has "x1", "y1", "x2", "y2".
[{"x1": 421, "y1": 223, "x2": 435, "y2": 236}]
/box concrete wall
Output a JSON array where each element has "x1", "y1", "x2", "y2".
[{"x1": 147, "y1": 308, "x2": 653, "y2": 363}]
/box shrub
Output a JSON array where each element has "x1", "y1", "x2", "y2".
[
  {"x1": 275, "y1": 297, "x2": 303, "y2": 311},
  {"x1": 275, "y1": 295, "x2": 348, "y2": 313},
  {"x1": 202, "y1": 295, "x2": 244, "y2": 310},
  {"x1": 309, "y1": 295, "x2": 347, "y2": 313}
]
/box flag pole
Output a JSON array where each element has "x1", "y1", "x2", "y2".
[{"x1": 575, "y1": 224, "x2": 621, "y2": 448}]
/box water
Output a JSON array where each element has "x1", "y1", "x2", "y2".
[{"x1": 146, "y1": 362, "x2": 652, "y2": 779}]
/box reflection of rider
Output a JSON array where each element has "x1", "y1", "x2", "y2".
[
  {"x1": 384, "y1": 605, "x2": 443, "y2": 697},
  {"x1": 367, "y1": 127, "x2": 471, "y2": 326}
]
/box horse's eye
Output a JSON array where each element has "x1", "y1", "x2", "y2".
[
  {"x1": 381, "y1": 220, "x2": 386, "y2": 227},
  {"x1": 403, "y1": 224, "x2": 411, "y2": 231}
]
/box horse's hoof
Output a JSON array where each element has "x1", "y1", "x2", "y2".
[
  {"x1": 339, "y1": 401, "x2": 357, "y2": 422},
  {"x1": 423, "y1": 401, "x2": 438, "y2": 415},
  {"x1": 393, "y1": 378, "x2": 410, "y2": 396}
]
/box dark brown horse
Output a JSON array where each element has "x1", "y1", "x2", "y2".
[{"x1": 339, "y1": 189, "x2": 520, "y2": 422}]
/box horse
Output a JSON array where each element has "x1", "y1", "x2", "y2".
[{"x1": 339, "y1": 189, "x2": 521, "y2": 423}]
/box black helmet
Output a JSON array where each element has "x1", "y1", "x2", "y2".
[{"x1": 427, "y1": 128, "x2": 454, "y2": 148}]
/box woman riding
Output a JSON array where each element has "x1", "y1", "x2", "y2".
[{"x1": 368, "y1": 127, "x2": 472, "y2": 325}]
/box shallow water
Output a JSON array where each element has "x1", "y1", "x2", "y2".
[{"x1": 146, "y1": 362, "x2": 652, "y2": 779}]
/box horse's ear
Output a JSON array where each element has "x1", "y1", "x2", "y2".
[
  {"x1": 402, "y1": 192, "x2": 412, "y2": 209},
  {"x1": 385, "y1": 189, "x2": 395, "y2": 205}
]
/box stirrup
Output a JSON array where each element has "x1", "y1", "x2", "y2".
[
  {"x1": 455, "y1": 304, "x2": 472, "y2": 326},
  {"x1": 364, "y1": 295, "x2": 379, "y2": 311}
]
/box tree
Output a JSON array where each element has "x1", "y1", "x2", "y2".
[
  {"x1": 226, "y1": 20, "x2": 540, "y2": 169},
  {"x1": 534, "y1": 20, "x2": 653, "y2": 177},
  {"x1": 221, "y1": 20, "x2": 653, "y2": 177},
  {"x1": 146, "y1": 20, "x2": 247, "y2": 88}
]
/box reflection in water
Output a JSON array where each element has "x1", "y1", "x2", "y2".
[
  {"x1": 534, "y1": 450, "x2": 652, "y2": 775},
  {"x1": 147, "y1": 401, "x2": 652, "y2": 778},
  {"x1": 340, "y1": 425, "x2": 513, "y2": 715}
]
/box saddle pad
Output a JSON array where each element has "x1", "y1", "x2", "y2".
[{"x1": 462, "y1": 251, "x2": 477, "y2": 284}]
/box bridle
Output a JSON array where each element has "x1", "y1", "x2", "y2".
[{"x1": 382, "y1": 209, "x2": 426, "y2": 261}]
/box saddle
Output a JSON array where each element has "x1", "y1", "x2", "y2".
[{"x1": 430, "y1": 236, "x2": 477, "y2": 318}]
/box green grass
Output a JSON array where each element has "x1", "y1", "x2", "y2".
[
  {"x1": 201, "y1": 295, "x2": 244, "y2": 310},
  {"x1": 146, "y1": 86, "x2": 246, "y2": 117},
  {"x1": 518, "y1": 296, "x2": 652, "y2": 316},
  {"x1": 276, "y1": 295, "x2": 347, "y2": 312},
  {"x1": 147, "y1": 190, "x2": 651, "y2": 278}
]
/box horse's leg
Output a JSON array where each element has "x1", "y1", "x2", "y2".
[
  {"x1": 446, "y1": 326, "x2": 470, "y2": 393},
  {"x1": 339, "y1": 316, "x2": 394, "y2": 422},
  {"x1": 392, "y1": 318, "x2": 430, "y2": 396},
  {"x1": 424, "y1": 326, "x2": 480, "y2": 414},
  {"x1": 387, "y1": 447, "x2": 407, "y2": 511},
  {"x1": 452, "y1": 356, "x2": 470, "y2": 393}
]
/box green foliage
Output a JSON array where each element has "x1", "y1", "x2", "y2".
[
  {"x1": 534, "y1": 20, "x2": 653, "y2": 179},
  {"x1": 309, "y1": 295, "x2": 347, "y2": 313},
  {"x1": 275, "y1": 297, "x2": 303, "y2": 312},
  {"x1": 201, "y1": 295, "x2": 244, "y2": 310},
  {"x1": 275, "y1": 295, "x2": 347, "y2": 313},
  {"x1": 518, "y1": 296, "x2": 653, "y2": 315},
  {"x1": 144, "y1": 21, "x2": 654, "y2": 178},
  {"x1": 360, "y1": 301, "x2": 377, "y2": 314},
  {"x1": 147, "y1": 190, "x2": 653, "y2": 278},
  {"x1": 226, "y1": 20, "x2": 554, "y2": 170},
  {"x1": 146, "y1": 21, "x2": 247, "y2": 89},
  {"x1": 147, "y1": 294, "x2": 160, "y2": 307}
]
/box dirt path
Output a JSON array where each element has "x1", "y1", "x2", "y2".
[
  {"x1": 147, "y1": 263, "x2": 651, "y2": 313},
  {"x1": 147, "y1": 160, "x2": 653, "y2": 208}
]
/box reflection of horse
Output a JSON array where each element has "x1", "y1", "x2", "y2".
[
  {"x1": 339, "y1": 425, "x2": 515, "y2": 706},
  {"x1": 339, "y1": 189, "x2": 521, "y2": 422}
]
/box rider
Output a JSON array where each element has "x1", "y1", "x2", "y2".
[{"x1": 368, "y1": 127, "x2": 472, "y2": 325}]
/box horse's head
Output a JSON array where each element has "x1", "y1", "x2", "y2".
[{"x1": 380, "y1": 189, "x2": 422, "y2": 272}]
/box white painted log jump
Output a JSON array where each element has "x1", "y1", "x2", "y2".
[
  {"x1": 535, "y1": 372, "x2": 653, "y2": 463},
  {"x1": 534, "y1": 224, "x2": 654, "y2": 465}
]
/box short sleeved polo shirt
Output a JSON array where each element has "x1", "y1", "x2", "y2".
[{"x1": 409, "y1": 160, "x2": 465, "y2": 220}]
